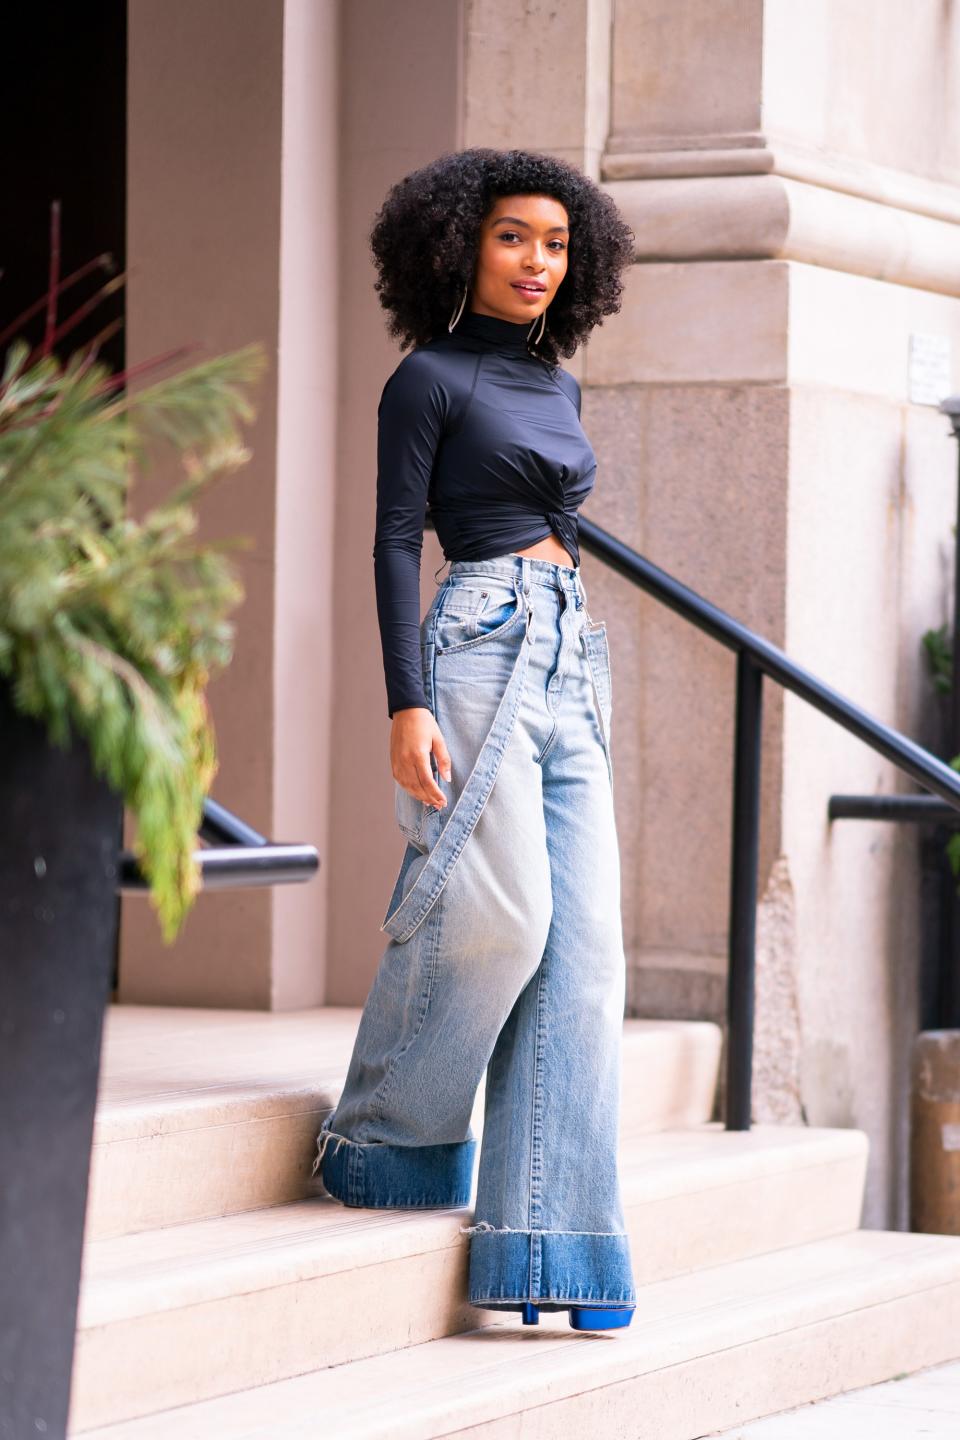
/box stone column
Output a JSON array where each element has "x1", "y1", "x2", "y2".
[
  {"x1": 120, "y1": 0, "x2": 340, "y2": 1007},
  {"x1": 591, "y1": 0, "x2": 960, "y2": 1227},
  {"x1": 324, "y1": 0, "x2": 465, "y2": 1003},
  {"x1": 462, "y1": 0, "x2": 612, "y2": 179}
]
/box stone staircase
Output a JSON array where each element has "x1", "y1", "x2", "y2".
[{"x1": 68, "y1": 1004, "x2": 960, "y2": 1437}]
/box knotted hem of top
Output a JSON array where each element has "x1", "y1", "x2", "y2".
[
  {"x1": 462, "y1": 1225, "x2": 637, "y2": 1308},
  {"x1": 312, "y1": 1124, "x2": 476, "y2": 1210}
]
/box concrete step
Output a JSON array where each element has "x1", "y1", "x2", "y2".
[
  {"x1": 85, "y1": 1004, "x2": 723, "y2": 1240},
  {"x1": 708, "y1": 1355, "x2": 960, "y2": 1438},
  {"x1": 74, "y1": 1228, "x2": 960, "y2": 1439},
  {"x1": 69, "y1": 1122, "x2": 866, "y2": 1431}
]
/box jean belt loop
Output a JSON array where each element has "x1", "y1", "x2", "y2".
[{"x1": 520, "y1": 556, "x2": 535, "y2": 644}]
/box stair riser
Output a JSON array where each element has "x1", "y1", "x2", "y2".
[
  {"x1": 620, "y1": 1037, "x2": 722, "y2": 1136},
  {"x1": 85, "y1": 1032, "x2": 722, "y2": 1241},
  {"x1": 438, "y1": 1280, "x2": 960, "y2": 1440},
  {"x1": 626, "y1": 1151, "x2": 866, "y2": 1284},
  {"x1": 70, "y1": 1246, "x2": 474, "y2": 1432},
  {"x1": 70, "y1": 1149, "x2": 865, "y2": 1431},
  {"x1": 85, "y1": 1108, "x2": 326, "y2": 1242}
]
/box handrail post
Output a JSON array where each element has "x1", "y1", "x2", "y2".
[
  {"x1": 726, "y1": 650, "x2": 763, "y2": 1129},
  {"x1": 940, "y1": 395, "x2": 960, "y2": 1029}
]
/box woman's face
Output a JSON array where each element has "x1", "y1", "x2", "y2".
[{"x1": 469, "y1": 192, "x2": 569, "y2": 325}]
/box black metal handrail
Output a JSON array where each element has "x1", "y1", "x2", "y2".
[
  {"x1": 576, "y1": 518, "x2": 960, "y2": 810},
  {"x1": 829, "y1": 794, "x2": 960, "y2": 824},
  {"x1": 428, "y1": 510, "x2": 960, "y2": 1130},
  {"x1": 118, "y1": 795, "x2": 321, "y2": 892}
]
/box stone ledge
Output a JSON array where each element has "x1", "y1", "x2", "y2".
[
  {"x1": 603, "y1": 170, "x2": 960, "y2": 298},
  {"x1": 603, "y1": 133, "x2": 960, "y2": 227},
  {"x1": 583, "y1": 258, "x2": 960, "y2": 399}
]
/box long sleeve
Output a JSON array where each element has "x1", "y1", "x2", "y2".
[{"x1": 372, "y1": 352, "x2": 450, "y2": 718}]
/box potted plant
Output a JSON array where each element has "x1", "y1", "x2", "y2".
[{"x1": 0, "y1": 201, "x2": 267, "y2": 1437}]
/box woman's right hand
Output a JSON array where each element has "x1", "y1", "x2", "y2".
[{"x1": 391, "y1": 708, "x2": 452, "y2": 809}]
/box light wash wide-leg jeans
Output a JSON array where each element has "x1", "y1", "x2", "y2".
[{"x1": 313, "y1": 551, "x2": 636, "y2": 1313}]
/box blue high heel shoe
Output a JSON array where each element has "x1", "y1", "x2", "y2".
[{"x1": 521, "y1": 1302, "x2": 635, "y2": 1330}]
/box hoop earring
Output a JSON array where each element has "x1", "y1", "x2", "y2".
[
  {"x1": 448, "y1": 284, "x2": 468, "y2": 332},
  {"x1": 527, "y1": 307, "x2": 547, "y2": 352}
]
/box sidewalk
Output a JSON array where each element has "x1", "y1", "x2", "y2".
[{"x1": 710, "y1": 1357, "x2": 960, "y2": 1437}]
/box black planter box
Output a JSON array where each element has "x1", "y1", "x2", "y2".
[{"x1": 0, "y1": 678, "x2": 122, "y2": 1440}]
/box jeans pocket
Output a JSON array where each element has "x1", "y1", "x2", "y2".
[
  {"x1": 435, "y1": 579, "x2": 522, "y2": 654},
  {"x1": 395, "y1": 778, "x2": 430, "y2": 847},
  {"x1": 395, "y1": 765, "x2": 444, "y2": 851}
]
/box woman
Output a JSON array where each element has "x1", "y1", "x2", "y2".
[{"x1": 313, "y1": 147, "x2": 637, "y2": 1331}]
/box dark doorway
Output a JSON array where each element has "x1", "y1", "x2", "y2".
[
  {"x1": 1, "y1": 1, "x2": 127, "y2": 995},
  {"x1": 2, "y1": 2, "x2": 126, "y2": 370}
]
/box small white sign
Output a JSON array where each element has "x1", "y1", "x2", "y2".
[{"x1": 908, "y1": 332, "x2": 952, "y2": 406}]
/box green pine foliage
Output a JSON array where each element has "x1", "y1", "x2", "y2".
[
  {"x1": 0, "y1": 334, "x2": 268, "y2": 943},
  {"x1": 922, "y1": 621, "x2": 952, "y2": 697}
]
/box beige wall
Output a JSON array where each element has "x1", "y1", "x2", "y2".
[
  {"x1": 325, "y1": 0, "x2": 465, "y2": 1002},
  {"x1": 121, "y1": 0, "x2": 340, "y2": 1007},
  {"x1": 462, "y1": 0, "x2": 612, "y2": 178},
  {"x1": 608, "y1": 0, "x2": 960, "y2": 200},
  {"x1": 273, "y1": 0, "x2": 342, "y2": 1008},
  {"x1": 761, "y1": 0, "x2": 960, "y2": 186},
  {"x1": 609, "y1": 0, "x2": 763, "y2": 151},
  {"x1": 122, "y1": 0, "x2": 466, "y2": 1008}
]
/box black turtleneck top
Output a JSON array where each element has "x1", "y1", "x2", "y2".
[{"x1": 373, "y1": 309, "x2": 597, "y2": 717}]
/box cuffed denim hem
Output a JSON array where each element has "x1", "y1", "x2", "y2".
[
  {"x1": 461, "y1": 1225, "x2": 637, "y2": 1308},
  {"x1": 313, "y1": 1124, "x2": 477, "y2": 1209}
]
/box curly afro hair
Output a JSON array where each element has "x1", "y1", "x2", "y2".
[{"x1": 369, "y1": 147, "x2": 635, "y2": 367}]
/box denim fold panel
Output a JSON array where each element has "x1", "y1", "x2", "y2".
[
  {"x1": 315, "y1": 1120, "x2": 476, "y2": 1210},
  {"x1": 314, "y1": 551, "x2": 635, "y2": 1310},
  {"x1": 461, "y1": 1228, "x2": 637, "y2": 1310}
]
